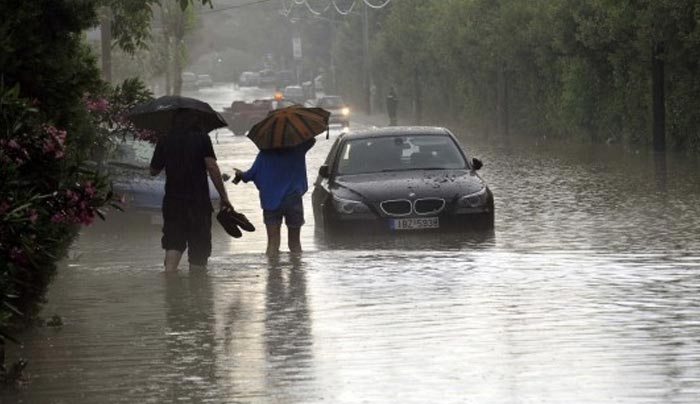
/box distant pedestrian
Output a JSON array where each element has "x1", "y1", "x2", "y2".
[
  {"x1": 150, "y1": 117, "x2": 231, "y2": 272},
  {"x1": 233, "y1": 138, "x2": 315, "y2": 256},
  {"x1": 386, "y1": 86, "x2": 398, "y2": 126}
]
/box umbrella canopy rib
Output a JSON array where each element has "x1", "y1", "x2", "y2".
[{"x1": 246, "y1": 106, "x2": 330, "y2": 150}]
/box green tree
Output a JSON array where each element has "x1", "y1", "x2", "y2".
[{"x1": 0, "y1": 0, "x2": 212, "y2": 381}]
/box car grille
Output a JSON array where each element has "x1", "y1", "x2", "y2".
[
  {"x1": 379, "y1": 198, "x2": 446, "y2": 216},
  {"x1": 414, "y1": 198, "x2": 445, "y2": 215},
  {"x1": 380, "y1": 199, "x2": 412, "y2": 216}
]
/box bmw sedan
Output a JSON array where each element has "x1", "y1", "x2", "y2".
[{"x1": 312, "y1": 127, "x2": 494, "y2": 234}]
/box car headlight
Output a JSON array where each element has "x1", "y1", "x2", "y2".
[
  {"x1": 341, "y1": 107, "x2": 350, "y2": 116},
  {"x1": 458, "y1": 187, "x2": 489, "y2": 208},
  {"x1": 332, "y1": 196, "x2": 369, "y2": 214}
]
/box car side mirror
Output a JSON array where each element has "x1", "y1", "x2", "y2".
[
  {"x1": 471, "y1": 158, "x2": 483, "y2": 170},
  {"x1": 319, "y1": 165, "x2": 330, "y2": 178}
]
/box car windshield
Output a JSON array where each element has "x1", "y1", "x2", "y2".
[
  {"x1": 336, "y1": 134, "x2": 467, "y2": 175},
  {"x1": 318, "y1": 96, "x2": 343, "y2": 108},
  {"x1": 284, "y1": 86, "x2": 303, "y2": 96}
]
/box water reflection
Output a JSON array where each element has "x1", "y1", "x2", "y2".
[
  {"x1": 161, "y1": 270, "x2": 219, "y2": 402},
  {"x1": 654, "y1": 151, "x2": 668, "y2": 193},
  {"x1": 315, "y1": 228, "x2": 496, "y2": 251},
  {"x1": 263, "y1": 255, "x2": 316, "y2": 402}
]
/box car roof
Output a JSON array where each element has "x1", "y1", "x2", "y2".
[{"x1": 339, "y1": 126, "x2": 453, "y2": 140}]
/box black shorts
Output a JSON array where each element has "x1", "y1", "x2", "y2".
[
  {"x1": 161, "y1": 198, "x2": 212, "y2": 266},
  {"x1": 263, "y1": 193, "x2": 305, "y2": 228}
]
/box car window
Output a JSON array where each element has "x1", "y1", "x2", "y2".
[
  {"x1": 336, "y1": 135, "x2": 466, "y2": 175},
  {"x1": 284, "y1": 86, "x2": 303, "y2": 96},
  {"x1": 318, "y1": 97, "x2": 343, "y2": 108},
  {"x1": 408, "y1": 136, "x2": 466, "y2": 169}
]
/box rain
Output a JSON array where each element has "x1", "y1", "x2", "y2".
[{"x1": 2, "y1": 1, "x2": 700, "y2": 403}]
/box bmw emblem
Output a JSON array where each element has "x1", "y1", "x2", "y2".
[{"x1": 408, "y1": 192, "x2": 416, "y2": 198}]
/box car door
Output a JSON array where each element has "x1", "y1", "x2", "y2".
[{"x1": 312, "y1": 137, "x2": 343, "y2": 225}]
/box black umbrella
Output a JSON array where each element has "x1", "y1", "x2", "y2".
[{"x1": 126, "y1": 95, "x2": 227, "y2": 135}]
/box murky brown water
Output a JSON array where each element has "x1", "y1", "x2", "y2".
[{"x1": 3, "y1": 85, "x2": 700, "y2": 403}]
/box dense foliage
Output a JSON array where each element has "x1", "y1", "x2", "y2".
[
  {"x1": 331, "y1": 0, "x2": 700, "y2": 151},
  {"x1": 0, "y1": 0, "x2": 208, "y2": 378}
]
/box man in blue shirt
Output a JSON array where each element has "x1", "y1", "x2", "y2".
[{"x1": 234, "y1": 138, "x2": 315, "y2": 255}]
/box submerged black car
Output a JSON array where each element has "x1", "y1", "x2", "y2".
[{"x1": 312, "y1": 127, "x2": 494, "y2": 234}]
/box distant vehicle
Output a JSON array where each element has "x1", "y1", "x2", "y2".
[
  {"x1": 314, "y1": 74, "x2": 324, "y2": 92},
  {"x1": 313, "y1": 95, "x2": 350, "y2": 127},
  {"x1": 282, "y1": 85, "x2": 305, "y2": 104},
  {"x1": 238, "y1": 71, "x2": 260, "y2": 87},
  {"x1": 196, "y1": 74, "x2": 213, "y2": 87},
  {"x1": 312, "y1": 127, "x2": 494, "y2": 234},
  {"x1": 275, "y1": 70, "x2": 294, "y2": 89},
  {"x1": 221, "y1": 98, "x2": 296, "y2": 135},
  {"x1": 258, "y1": 69, "x2": 276, "y2": 87},
  {"x1": 181, "y1": 72, "x2": 198, "y2": 91}
]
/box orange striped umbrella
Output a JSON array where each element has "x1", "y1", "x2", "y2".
[{"x1": 247, "y1": 106, "x2": 330, "y2": 150}]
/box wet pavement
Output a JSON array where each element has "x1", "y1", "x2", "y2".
[{"x1": 3, "y1": 84, "x2": 700, "y2": 403}]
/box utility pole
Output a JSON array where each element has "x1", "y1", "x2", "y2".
[
  {"x1": 100, "y1": 6, "x2": 112, "y2": 83},
  {"x1": 330, "y1": 11, "x2": 337, "y2": 94},
  {"x1": 362, "y1": 1, "x2": 371, "y2": 115}
]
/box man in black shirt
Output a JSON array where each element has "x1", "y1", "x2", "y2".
[{"x1": 150, "y1": 122, "x2": 231, "y2": 271}]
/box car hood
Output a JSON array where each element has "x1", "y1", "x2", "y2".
[
  {"x1": 324, "y1": 107, "x2": 345, "y2": 112},
  {"x1": 332, "y1": 170, "x2": 486, "y2": 202}
]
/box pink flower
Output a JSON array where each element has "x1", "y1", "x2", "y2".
[
  {"x1": 28, "y1": 209, "x2": 38, "y2": 224},
  {"x1": 52, "y1": 129, "x2": 66, "y2": 146},
  {"x1": 43, "y1": 138, "x2": 56, "y2": 154},
  {"x1": 83, "y1": 181, "x2": 96, "y2": 197},
  {"x1": 9, "y1": 246, "x2": 26, "y2": 265},
  {"x1": 66, "y1": 189, "x2": 79, "y2": 203},
  {"x1": 51, "y1": 212, "x2": 66, "y2": 224},
  {"x1": 86, "y1": 98, "x2": 109, "y2": 112},
  {"x1": 79, "y1": 211, "x2": 94, "y2": 225},
  {"x1": 8, "y1": 139, "x2": 20, "y2": 149}
]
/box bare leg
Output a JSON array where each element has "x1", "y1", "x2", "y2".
[
  {"x1": 288, "y1": 226, "x2": 302, "y2": 253},
  {"x1": 266, "y1": 224, "x2": 281, "y2": 256},
  {"x1": 164, "y1": 250, "x2": 183, "y2": 272}
]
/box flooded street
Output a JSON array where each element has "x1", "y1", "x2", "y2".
[{"x1": 3, "y1": 84, "x2": 700, "y2": 403}]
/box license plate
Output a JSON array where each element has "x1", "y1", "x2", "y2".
[{"x1": 390, "y1": 217, "x2": 439, "y2": 230}]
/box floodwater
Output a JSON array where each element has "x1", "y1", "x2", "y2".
[{"x1": 3, "y1": 84, "x2": 700, "y2": 403}]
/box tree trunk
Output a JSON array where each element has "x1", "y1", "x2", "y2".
[
  {"x1": 497, "y1": 66, "x2": 509, "y2": 136},
  {"x1": 413, "y1": 68, "x2": 422, "y2": 125},
  {"x1": 652, "y1": 42, "x2": 666, "y2": 152},
  {"x1": 362, "y1": 2, "x2": 371, "y2": 115},
  {"x1": 174, "y1": 39, "x2": 183, "y2": 96},
  {"x1": 160, "y1": 6, "x2": 172, "y2": 95},
  {"x1": 100, "y1": 7, "x2": 112, "y2": 83}
]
